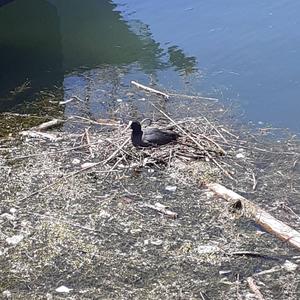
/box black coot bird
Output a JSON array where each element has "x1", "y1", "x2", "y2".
[{"x1": 130, "y1": 121, "x2": 179, "y2": 147}]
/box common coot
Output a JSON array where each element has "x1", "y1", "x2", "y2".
[{"x1": 130, "y1": 121, "x2": 179, "y2": 147}]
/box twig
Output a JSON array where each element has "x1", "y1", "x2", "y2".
[
  {"x1": 202, "y1": 116, "x2": 228, "y2": 143},
  {"x1": 199, "y1": 292, "x2": 206, "y2": 300},
  {"x1": 220, "y1": 127, "x2": 239, "y2": 139},
  {"x1": 70, "y1": 95, "x2": 85, "y2": 103},
  {"x1": 253, "y1": 266, "x2": 281, "y2": 277},
  {"x1": 131, "y1": 80, "x2": 169, "y2": 99},
  {"x1": 32, "y1": 119, "x2": 65, "y2": 131},
  {"x1": 69, "y1": 115, "x2": 120, "y2": 126},
  {"x1": 150, "y1": 102, "x2": 234, "y2": 180},
  {"x1": 59, "y1": 95, "x2": 85, "y2": 105},
  {"x1": 236, "y1": 274, "x2": 242, "y2": 300},
  {"x1": 252, "y1": 172, "x2": 257, "y2": 190},
  {"x1": 144, "y1": 203, "x2": 178, "y2": 219},
  {"x1": 247, "y1": 277, "x2": 265, "y2": 300},
  {"x1": 198, "y1": 132, "x2": 226, "y2": 155},
  {"x1": 84, "y1": 127, "x2": 94, "y2": 158},
  {"x1": 169, "y1": 92, "x2": 218, "y2": 102}
]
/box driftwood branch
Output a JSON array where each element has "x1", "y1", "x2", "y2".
[
  {"x1": 206, "y1": 183, "x2": 300, "y2": 251},
  {"x1": 131, "y1": 80, "x2": 170, "y2": 99}
]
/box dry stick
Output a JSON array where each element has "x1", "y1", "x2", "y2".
[
  {"x1": 220, "y1": 127, "x2": 239, "y2": 139},
  {"x1": 59, "y1": 95, "x2": 85, "y2": 105},
  {"x1": 236, "y1": 274, "x2": 243, "y2": 300},
  {"x1": 150, "y1": 102, "x2": 234, "y2": 180},
  {"x1": 206, "y1": 183, "x2": 300, "y2": 251},
  {"x1": 252, "y1": 172, "x2": 257, "y2": 190},
  {"x1": 69, "y1": 115, "x2": 120, "y2": 126},
  {"x1": 194, "y1": 130, "x2": 226, "y2": 155},
  {"x1": 131, "y1": 80, "x2": 170, "y2": 99},
  {"x1": 199, "y1": 292, "x2": 206, "y2": 300},
  {"x1": 169, "y1": 92, "x2": 218, "y2": 102},
  {"x1": 144, "y1": 203, "x2": 178, "y2": 219},
  {"x1": 18, "y1": 137, "x2": 130, "y2": 202},
  {"x1": 32, "y1": 118, "x2": 65, "y2": 131},
  {"x1": 246, "y1": 277, "x2": 265, "y2": 300},
  {"x1": 253, "y1": 266, "x2": 281, "y2": 277},
  {"x1": 202, "y1": 116, "x2": 228, "y2": 143},
  {"x1": 70, "y1": 95, "x2": 85, "y2": 103},
  {"x1": 84, "y1": 127, "x2": 94, "y2": 158}
]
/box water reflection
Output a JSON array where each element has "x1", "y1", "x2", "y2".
[
  {"x1": 0, "y1": 0, "x2": 63, "y2": 110},
  {"x1": 0, "y1": 0, "x2": 197, "y2": 111}
]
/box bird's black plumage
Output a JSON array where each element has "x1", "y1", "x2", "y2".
[{"x1": 130, "y1": 121, "x2": 179, "y2": 147}]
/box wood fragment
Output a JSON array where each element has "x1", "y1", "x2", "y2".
[
  {"x1": 32, "y1": 119, "x2": 65, "y2": 131},
  {"x1": 19, "y1": 130, "x2": 58, "y2": 141},
  {"x1": 247, "y1": 277, "x2": 265, "y2": 300},
  {"x1": 144, "y1": 202, "x2": 178, "y2": 219},
  {"x1": 206, "y1": 183, "x2": 300, "y2": 251},
  {"x1": 131, "y1": 80, "x2": 170, "y2": 99},
  {"x1": 84, "y1": 127, "x2": 94, "y2": 158}
]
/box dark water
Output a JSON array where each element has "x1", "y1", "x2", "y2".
[{"x1": 0, "y1": 0, "x2": 300, "y2": 131}]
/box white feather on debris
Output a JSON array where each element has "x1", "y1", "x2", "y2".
[{"x1": 55, "y1": 286, "x2": 73, "y2": 293}]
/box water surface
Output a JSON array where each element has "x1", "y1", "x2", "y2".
[{"x1": 0, "y1": 0, "x2": 299, "y2": 131}]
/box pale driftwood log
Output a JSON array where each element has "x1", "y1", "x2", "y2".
[
  {"x1": 33, "y1": 118, "x2": 65, "y2": 131},
  {"x1": 131, "y1": 80, "x2": 170, "y2": 99},
  {"x1": 206, "y1": 183, "x2": 300, "y2": 251},
  {"x1": 144, "y1": 202, "x2": 178, "y2": 219}
]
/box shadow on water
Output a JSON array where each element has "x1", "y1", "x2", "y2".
[
  {"x1": 0, "y1": 0, "x2": 198, "y2": 112},
  {"x1": 0, "y1": 0, "x2": 63, "y2": 110}
]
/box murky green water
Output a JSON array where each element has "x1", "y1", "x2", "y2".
[{"x1": 0, "y1": 0, "x2": 300, "y2": 131}]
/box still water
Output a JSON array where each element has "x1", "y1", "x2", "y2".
[{"x1": 0, "y1": 0, "x2": 299, "y2": 131}]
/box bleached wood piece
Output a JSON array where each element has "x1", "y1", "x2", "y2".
[
  {"x1": 206, "y1": 183, "x2": 300, "y2": 251},
  {"x1": 144, "y1": 202, "x2": 178, "y2": 219},
  {"x1": 20, "y1": 130, "x2": 58, "y2": 141},
  {"x1": 33, "y1": 119, "x2": 64, "y2": 131},
  {"x1": 131, "y1": 80, "x2": 170, "y2": 99}
]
